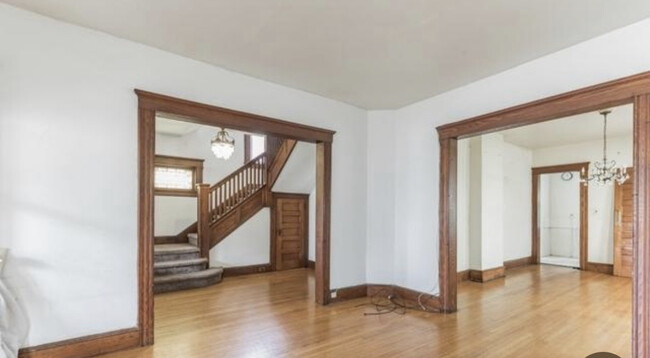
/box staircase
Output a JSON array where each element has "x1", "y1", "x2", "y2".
[
  {"x1": 153, "y1": 139, "x2": 297, "y2": 294},
  {"x1": 153, "y1": 242, "x2": 223, "y2": 293}
]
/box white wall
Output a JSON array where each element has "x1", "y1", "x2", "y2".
[
  {"x1": 308, "y1": 189, "x2": 316, "y2": 262},
  {"x1": 541, "y1": 173, "x2": 581, "y2": 259},
  {"x1": 371, "y1": 18, "x2": 650, "y2": 294},
  {"x1": 366, "y1": 111, "x2": 397, "y2": 283},
  {"x1": 502, "y1": 142, "x2": 533, "y2": 261},
  {"x1": 539, "y1": 176, "x2": 552, "y2": 257},
  {"x1": 272, "y1": 142, "x2": 316, "y2": 194},
  {"x1": 210, "y1": 209, "x2": 271, "y2": 267},
  {"x1": 460, "y1": 135, "x2": 531, "y2": 271},
  {"x1": 456, "y1": 139, "x2": 470, "y2": 272},
  {"x1": 533, "y1": 135, "x2": 632, "y2": 263},
  {"x1": 0, "y1": 4, "x2": 367, "y2": 347}
]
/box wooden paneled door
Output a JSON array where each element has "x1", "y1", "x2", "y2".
[
  {"x1": 272, "y1": 193, "x2": 309, "y2": 271},
  {"x1": 614, "y1": 168, "x2": 634, "y2": 278}
]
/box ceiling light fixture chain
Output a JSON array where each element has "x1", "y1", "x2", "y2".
[{"x1": 581, "y1": 109, "x2": 629, "y2": 186}]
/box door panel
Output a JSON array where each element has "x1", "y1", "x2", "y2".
[
  {"x1": 614, "y1": 168, "x2": 634, "y2": 278},
  {"x1": 273, "y1": 194, "x2": 308, "y2": 271}
]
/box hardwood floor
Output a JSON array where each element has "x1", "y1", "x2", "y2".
[{"x1": 106, "y1": 265, "x2": 630, "y2": 358}]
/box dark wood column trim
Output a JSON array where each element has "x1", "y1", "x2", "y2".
[
  {"x1": 315, "y1": 141, "x2": 332, "y2": 305},
  {"x1": 138, "y1": 106, "x2": 155, "y2": 346},
  {"x1": 136, "y1": 89, "x2": 335, "y2": 143},
  {"x1": 634, "y1": 93, "x2": 650, "y2": 358},
  {"x1": 439, "y1": 138, "x2": 457, "y2": 313}
]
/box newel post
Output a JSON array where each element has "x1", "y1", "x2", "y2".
[{"x1": 197, "y1": 184, "x2": 211, "y2": 259}]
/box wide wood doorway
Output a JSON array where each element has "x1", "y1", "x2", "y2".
[{"x1": 436, "y1": 71, "x2": 650, "y2": 356}]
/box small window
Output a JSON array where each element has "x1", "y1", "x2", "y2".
[
  {"x1": 154, "y1": 155, "x2": 204, "y2": 197},
  {"x1": 244, "y1": 134, "x2": 266, "y2": 162}
]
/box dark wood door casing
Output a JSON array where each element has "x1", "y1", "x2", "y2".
[{"x1": 137, "y1": 89, "x2": 334, "y2": 347}]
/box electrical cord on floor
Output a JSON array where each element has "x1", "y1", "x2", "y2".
[{"x1": 357, "y1": 287, "x2": 441, "y2": 316}]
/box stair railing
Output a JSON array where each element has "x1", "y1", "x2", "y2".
[{"x1": 196, "y1": 153, "x2": 268, "y2": 257}]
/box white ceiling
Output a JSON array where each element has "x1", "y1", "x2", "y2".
[
  {"x1": 4, "y1": 1, "x2": 650, "y2": 109},
  {"x1": 500, "y1": 104, "x2": 633, "y2": 149},
  {"x1": 156, "y1": 117, "x2": 202, "y2": 137}
]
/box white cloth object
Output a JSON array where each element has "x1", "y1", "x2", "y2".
[{"x1": 0, "y1": 279, "x2": 28, "y2": 358}]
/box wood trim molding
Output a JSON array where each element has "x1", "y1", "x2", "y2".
[
  {"x1": 315, "y1": 142, "x2": 332, "y2": 305},
  {"x1": 307, "y1": 260, "x2": 315, "y2": 269},
  {"x1": 436, "y1": 70, "x2": 650, "y2": 357},
  {"x1": 438, "y1": 137, "x2": 457, "y2": 312},
  {"x1": 531, "y1": 162, "x2": 589, "y2": 269},
  {"x1": 135, "y1": 89, "x2": 335, "y2": 143},
  {"x1": 18, "y1": 328, "x2": 140, "y2": 358},
  {"x1": 222, "y1": 264, "x2": 272, "y2": 277},
  {"x1": 331, "y1": 284, "x2": 442, "y2": 312},
  {"x1": 137, "y1": 90, "x2": 334, "y2": 347},
  {"x1": 457, "y1": 270, "x2": 470, "y2": 282},
  {"x1": 504, "y1": 256, "x2": 534, "y2": 270},
  {"x1": 586, "y1": 262, "x2": 614, "y2": 275},
  {"x1": 634, "y1": 93, "x2": 650, "y2": 358},
  {"x1": 468, "y1": 266, "x2": 505, "y2": 283},
  {"x1": 330, "y1": 284, "x2": 368, "y2": 303},
  {"x1": 437, "y1": 71, "x2": 650, "y2": 140}
]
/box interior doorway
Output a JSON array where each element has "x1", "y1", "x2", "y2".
[
  {"x1": 532, "y1": 163, "x2": 588, "y2": 270},
  {"x1": 136, "y1": 90, "x2": 334, "y2": 346},
  {"x1": 437, "y1": 72, "x2": 650, "y2": 356}
]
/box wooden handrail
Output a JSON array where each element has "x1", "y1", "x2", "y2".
[
  {"x1": 207, "y1": 153, "x2": 268, "y2": 223},
  {"x1": 210, "y1": 152, "x2": 267, "y2": 191}
]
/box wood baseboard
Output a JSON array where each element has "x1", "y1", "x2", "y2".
[
  {"x1": 330, "y1": 284, "x2": 368, "y2": 303},
  {"x1": 18, "y1": 328, "x2": 140, "y2": 358},
  {"x1": 307, "y1": 260, "x2": 315, "y2": 269},
  {"x1": 331, "y1": 284, "x2": 443, "y2": 313},
  {"x1": 586, "y1": 262, "x2": 614, "y2": 275},
  {"x1": 468, "y1": 266, "x2": 505, "y2": 283},
  {"x1": 457, "y1": 270, "x2": 470, "y2": 282},
  {"x1": 504, "y1": 256, "x2": 534, "y2": 270},
  {"x1": 222, "y1": 263, "x2": 272, "y2": 277}
]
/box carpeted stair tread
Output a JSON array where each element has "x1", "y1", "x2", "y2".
[
  {"x1": 154, "y1": 243, "x2": 199, "y2": 254},
  {"x1": 154, "y1": 267, "x2": 223, "y2": 284},
  {"x1": 154, "y1": 257, "x2": 207, "y2": 269}
]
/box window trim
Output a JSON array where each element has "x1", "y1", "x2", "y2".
[{"x1": 154, "y1": 155, "x2": 204, "y2": 197}]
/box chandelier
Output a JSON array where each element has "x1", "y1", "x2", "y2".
[
  {"x1": 581, "y1": 110, "x2": 629, "y2": 186},
  {"x1": 211, "y1": 128, "x2": 235, "y2": 160}
]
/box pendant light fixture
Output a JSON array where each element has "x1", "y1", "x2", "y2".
[
  {"x1": 581, "y1": 110, "x2": 629, "y2": 186},
  {"x1": 211, "y1": 128, "x2": 235, "y2": 160}
]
